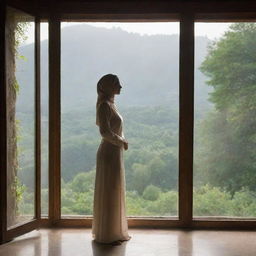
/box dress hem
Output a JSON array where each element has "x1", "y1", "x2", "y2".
[{"x1": 92, "y1": 234, "x2": 131, "y2": 244}]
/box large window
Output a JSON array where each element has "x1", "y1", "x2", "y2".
[
  {"x1": 193, "y1": 22, "x2": 256, "y2": 218},
  {"x1": 60, "y1": 22, "x2": 180, "y2": 217},
  {"x1": 3, "y1": 6, "x2": 256, "y2": 242}
]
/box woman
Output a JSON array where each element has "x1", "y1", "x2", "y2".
[{"x1": 92, "y1": 74, "x2": 132, "y2": 246}]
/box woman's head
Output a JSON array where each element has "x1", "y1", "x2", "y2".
[
  {"x1": 96, "y1": 74, "x2": 122, "y2": 125},
  {"x1": 97, "y1": 74, "x2": 122, "y2": 98}
]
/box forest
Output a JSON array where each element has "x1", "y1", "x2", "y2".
[{"x1": 14, "y1": 23, "x2": 256, "y2": 219}]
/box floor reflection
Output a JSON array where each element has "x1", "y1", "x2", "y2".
[
  {"x1": 0, "y1": 230, "x2": 41, "y2": 256},
  {"x1": 177, "y1": 230, "x2": 193, "y2": 256},
  {"x1": 91, "y1": 240, "x2": 127, "y2": 256},
  {"x1": 1, "y1": 228, "x2": 256, "y2": 256},
  {"x1": 47, "y1": 229, "x2": 62, "y2": 256}
]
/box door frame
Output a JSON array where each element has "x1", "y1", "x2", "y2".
[{"x1": 0, "y1": 4, "x2": 41, "y2": 244}]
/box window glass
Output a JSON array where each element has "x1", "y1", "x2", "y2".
[
  {"x1": 194, "y1": 22, "x2": 256, "y2": 218},
  {"x1": 60, "y1": 22, "x2": 180, "y2": 217}
]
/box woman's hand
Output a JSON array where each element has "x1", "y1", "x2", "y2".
[{"x1": 123, "y1": 140, "x2": 128, "y2": 150}]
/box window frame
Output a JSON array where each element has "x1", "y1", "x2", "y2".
[
  {"x1": 1, "y1": 3, "x2": 256, "y2": 243},
  {"x1": 47, "y1": 12, "x2": 256, "y2": 229},
  {"x1": 0, "y1": 5, "x2": 41, "y2": 244}
]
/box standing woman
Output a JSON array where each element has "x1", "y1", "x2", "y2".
[{"x1": 92, "y1": 74, "x2": 132, "y2": 246}]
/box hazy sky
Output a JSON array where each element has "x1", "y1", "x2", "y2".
[
  {"x1": 67, "y1": 22, "x2": 232, "y2": 39},
  {"x1": 24, "y1": 22, "x2": 233, "y2": 45}
]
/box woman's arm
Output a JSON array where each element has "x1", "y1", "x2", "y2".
[
  {"x1": 121, "y1": 128, "x2": 128, "y2": 150},
  {"x1": 97, "y1": 102, "x2": 125, "y2": 147}
]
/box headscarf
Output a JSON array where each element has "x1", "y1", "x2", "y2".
[{"x1": 96, "y1": 74, "x2": 118, "y2": 126}]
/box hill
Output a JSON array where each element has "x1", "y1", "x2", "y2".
[{"x1": 16, "y1": 24, "x2": 212, "y2": 113}]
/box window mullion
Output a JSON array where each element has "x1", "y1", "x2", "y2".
[
  {"x1": 49, "y1": 17, "x2": 61, "y2": 223},
  {"x1": 178, "y1": 13, "x2": 194, "y2": 227}
]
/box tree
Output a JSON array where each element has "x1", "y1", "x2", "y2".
[
  {"x1": 142, "y1": 184, "x2": 161, "y2": 201},
  {"x1": 198, "y1": 23, "x2": 256, "y2": 194},
  {"x1": 131, "y1": 163, "x2": 150, "y2": 195},
  {"x1": 70, "y1": 170, "x2": 96, "y2": 193}
]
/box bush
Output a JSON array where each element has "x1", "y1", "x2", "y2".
[
  {"x1": 142, "y1": 184, "x2": 161, "y2": 201},
  {"x1": 70, "y1": 170, "x2": 95, "y2": 193},
  {"x1": 146, "y1": 190, "x2": 178, "y2": 216},
  {"x1": 193, "y1": 184, "x2": 233, "y2": 216},
  {"x1": 230, "y1": 187, "x2": 256, "y2": 217}
]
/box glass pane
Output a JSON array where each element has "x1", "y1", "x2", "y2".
[
  {"x1": 194, "y1": 22, "x2": 256, "y2": 218},
  {"x1": 61, "y1": 22, "x2": 179, "y2": 217},
  {"x1": 41, "y1": 22, "x2": 49, "y2": 217},
  {"x1": 6, "y1": 7, "x2": 35, "y2": 228}
]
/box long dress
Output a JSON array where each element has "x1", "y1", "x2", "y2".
[{"x1": 92, "y1": 100, "x2": 131, "y2": 243}]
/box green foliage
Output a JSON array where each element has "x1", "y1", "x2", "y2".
[
  {"x1": 197, "y1": 23, "x2": 256, "y2": 194},
  {"x1": 14, "y1": 177, "x2": 26, "y2": 214},
  {"x1": 61, "y1": 139, "x2": 97, "y2": 182},
  {"x1": 70, "y1": 170, "x2": 96, "y2": 193},
  {"x1": 16, "y1": 23, "x2": 256, "y2": 217},
  {"x1": 194, "y1": 184, "x2": 256, "y2": 217},
  {"x1": 15, "y1": 22, "x2": 29, "y2": 56},
  {"x1": 35, "y1": 182, "x2": 256, "y2": 217},
  {"x1": 230, "y1": 187, "x2": 256, "y2": 217},
  {"x1": 14, "y1": 22, "x2": 30, "y2": 93},
  {"x1": 193, "y1": 184, "x2": 232, "y2": 216},
  {"x1": 145, "y1": 190, "x2": 178, "y2": 216},
  {"x1": 61, "y1": 187, "x2": 94, "y2": 215},
  {"x1": 10, "y1": 20, "x2": 31, "y2": 218},
  {"x1": 142, "y1": 184, "x2": 161, "y2": 201},
  {"x1": 61, "y1": 186, "x2": 77, "y2": 214},
  {"x1": 131, "y1": 163, "x2": 150, "y2": 195},
  {"x1": 126, "y1": 191, "x2": 152, "y2": 216}
]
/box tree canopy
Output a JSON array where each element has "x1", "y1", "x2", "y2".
[{"x1": 198, "y1": 23, "x2": 256, "y2": 194}]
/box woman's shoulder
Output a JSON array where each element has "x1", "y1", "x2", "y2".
[{"x1": 97, "y1": 101, "x2": 114, "y2": 114}]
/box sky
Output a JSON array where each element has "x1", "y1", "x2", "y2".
[{"x1": 23, "y1": 22, "x2": 233, "y2": 45}]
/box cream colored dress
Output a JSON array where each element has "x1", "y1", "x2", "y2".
[{"x1": 92, "y1": 100, "x2": 131, "y2": 243}]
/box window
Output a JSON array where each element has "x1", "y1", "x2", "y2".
[
  {"x1": 2, "y1": 4, "x2": 256, "y2": 244},
  {"x1": 60, "y1": 22, "x2": 180, "y2": 217},
  {"x1": 194, "y1": 22, "x2": 256, "y2": 218}
]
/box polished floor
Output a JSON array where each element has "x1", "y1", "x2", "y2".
[{"x1": 0, "y1": 228, "x2": 256, "y2": 256}]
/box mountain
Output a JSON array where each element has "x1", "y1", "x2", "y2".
[
  {"x1": 15, "y1": 24, "x2": 212, "y2": 113},
  {"x1": 13, "y1": 24, "x2": 215, "y2": 186}
]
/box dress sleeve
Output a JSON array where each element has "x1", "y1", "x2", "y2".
[{"x1": 97, "y1": 102, "x2": 125, "y2": 147}]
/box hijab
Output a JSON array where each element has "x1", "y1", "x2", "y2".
[{"x1": 96, "y1": 74, "x2": 118, "y2": 126}]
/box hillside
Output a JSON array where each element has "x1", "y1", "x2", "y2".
[{"x1": 16, "y1": 24, "x2": 212, "y2": 113}]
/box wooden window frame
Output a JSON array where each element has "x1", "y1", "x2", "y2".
[
  {"x1": 45, "y1": 13, "x2": 256, "y2": 230},
  {"x1": 0, "y1": 5, "x2": 41, "y2": 244},
  {"x1": 1, "y1": 3, "x2": 256, "y2": 243},
  {"x1": 0, "y1": 1, "x2": 7, "y2": 244}
]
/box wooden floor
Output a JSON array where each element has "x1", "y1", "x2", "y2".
[{"x1": 0, "y1": 228, "x2": 256, "y2": 256}]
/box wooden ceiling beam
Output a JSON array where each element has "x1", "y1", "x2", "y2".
[{"x1": 6, "y1": 0, "x2": 256, "y2": 21}]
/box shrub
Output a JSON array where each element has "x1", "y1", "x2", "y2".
[{"x1": 142, "y1": 184, "x2": 161, "y2": 201}]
